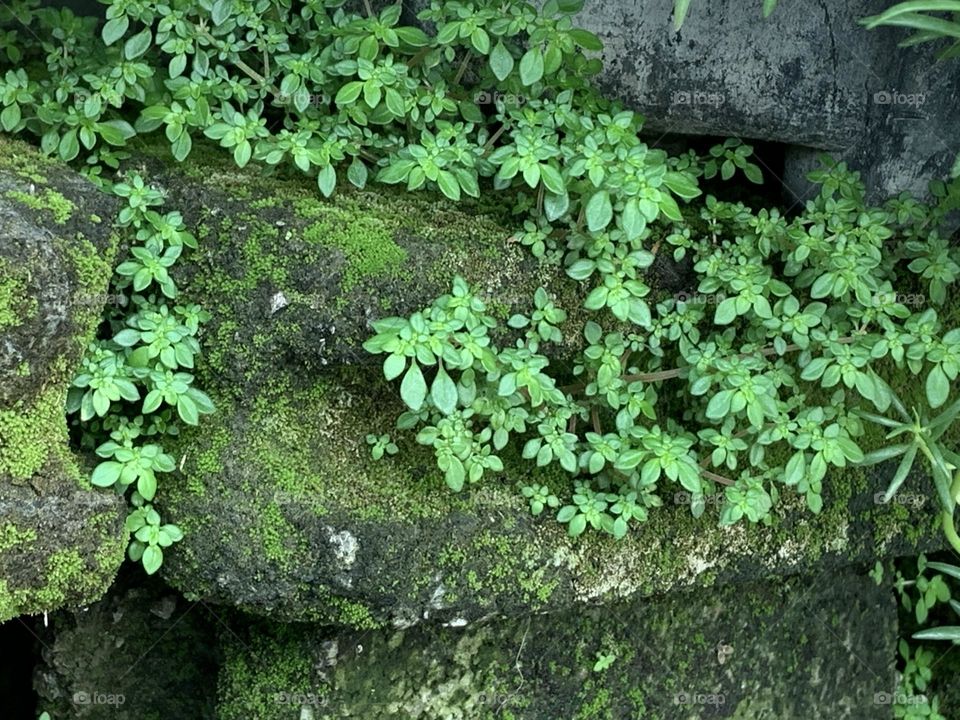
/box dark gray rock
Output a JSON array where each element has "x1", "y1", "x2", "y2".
[
  {"x1": 34, "y1": 573, "x2": 219, "y2": 720},
  {"x1": 214, "y1": 568, "x2": 898, "y2": 719}
]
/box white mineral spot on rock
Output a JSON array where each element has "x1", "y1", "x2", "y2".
[
  {"x1": 269, "y1": 291, "x2": 288, "y2": 315},
  {"x1": 428, "y1": 581, "x2": 447, "y2": 610},
  {"x1": 327, "y1": 528, "x2": 358, "y2": 569}
]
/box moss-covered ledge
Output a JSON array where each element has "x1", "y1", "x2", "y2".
[
  {"x1": 215, "y1": 567, "x2": 896, "y2": 720},
  {"x1": 125, "y1": 138, "x2": 588, "y2": 401},
  {"x1": 159, "y1": 361, "x2": 942, "y2": 626},
  {"x1": 0, "y1": 137, "x2": 126, "y2": 621}
]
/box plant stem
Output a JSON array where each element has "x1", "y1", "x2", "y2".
[
  {"x1": 453, "y1": 53, "x2": 471, "y2": 86},
  {"x1": 198, "y1": 29, "x2": 280, "y2": 96}
]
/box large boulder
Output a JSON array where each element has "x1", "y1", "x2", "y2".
[
  {"x1": 0, "y1": 136, "x2": 126, "y2": 621},
  {"x1": 507, "y1": 0, "x2": 958, "y2": 203},
  {"x1": 215, "y1": 567, "x2": 897, "y2": 719},
  {"x1": 128, "y1": 148, "x2": 948, "y2": 626}
]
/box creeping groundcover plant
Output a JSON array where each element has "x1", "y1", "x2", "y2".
[{"x1": 1, "y1": 0, "x2": 959, "y2": 554}]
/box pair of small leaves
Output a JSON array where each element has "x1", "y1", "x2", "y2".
[{"x1": 399, "y1": 360, "x2": 458, "y2": 415}]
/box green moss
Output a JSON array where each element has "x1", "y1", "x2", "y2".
[
  {"x1": 0, "y1": 256, "x2": 37, "y2": 329},
  {"x1": 255, "y1": 502, "x2": 302, "y2": 570},
  {"x1": 301, "y1": 208, "x2": 408, "y2": 296},
  {"x1": 0, "y1": 534, "x2": 124, "y2": 622},
  {"x1": 0, "y1": 523, "x2": 37, "y2": 552},
  {"x1": 217, "y1": 623, "x2": 323, "y2": 720},
  {"x1": 5, "y1": 188, "x2": 75, "y2": 224},
  {"x1": 0, "y1": 379, "x2": 69, "y2": 480}
]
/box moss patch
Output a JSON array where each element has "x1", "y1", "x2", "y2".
[{"x1": 4, "y1": 187, "x2": 75, "y2": 224}]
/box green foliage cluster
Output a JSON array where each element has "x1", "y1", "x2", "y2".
[
  {"x1": 68, "y1": 173, "x2": 213, "y2": 574},
  {"x1": 880, "y1": 554, "x2": 960, "y2": 719},
  {"x1": 1, "y1": 0, "x2": 958, "y2": 542},
  {"x1": 367, "y1": 159, "x2": 960, "y2": 539}
]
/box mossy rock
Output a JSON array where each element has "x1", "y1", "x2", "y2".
[
  {"x1": 0, "y1": 136, "x2": 126, "y2": 621},
  {"x1": 34, "y1": 571, "x2": 219, "y2": 720},
  {"x1": 139, "y1": 141, "x2": 951, "y2": 625},
  {"x1": 158, "y1": 357, "x2": 942, "y2": 626},
  {"x1": 126, "y1": 138, "x2": 587, "y2": 404},
  {"x1": 215, "y1": 567, "x2": 896, "y2": 719}
]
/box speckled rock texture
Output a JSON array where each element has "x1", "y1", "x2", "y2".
[
  {"x1": 33, "y1": 572, "x2": 219, "y2": 720},
  {"x1": 214, "y1": 567, "x2": 898, "y2": 720},
  {"x1": 0, "y1": 136, "x2": 126, "y2": 622}
]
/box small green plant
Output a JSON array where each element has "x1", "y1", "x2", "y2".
[
  {"x1": 592, "y1": 651, "x2": 616, "y2": 672},
  {"x1": 367, "y1": 157, "x2": 960, "y2": 539},
  {"x1": 857, "y1": 389, "x2": 960, "y2": 554},
  {"x1": 890, "y1": 554, "x2": 960, "y2": 719},
  {"x1": 68, "y1": 172, "x2": 213, "y2": 574}
]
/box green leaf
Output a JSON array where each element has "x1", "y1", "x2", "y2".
[
  {"x1": 317, "y1": 164, "x2": 336, "y2": 197},
  {"x1": 883, "y1": 445, "x2": 917, "y2": 502},
  {"x1": 124, "y1": 28, "x2": 152, "y2": 60},
  {"x1": 400, "y1": 362, "x2": 427, "y2": 411},
  {"x1": 431, "y1": 364, "x2": 458, "y2": 415},
  {"x1": 142, "y1": 545, "x2": 163, "y2": 575},
  {"x1": 673, "y1": 0, "x2": 693, "y2": 29},
  {"x1": 347, "y1": 158, "x2": 368, "y2": 189},
  {"x1": 91, "y1": 461, "x2": 122, "y2": 487},
  {"x1": 762, "y1": 0, "x2": 778, "y2": 17},
  {"x1": 102, "y1": 16, "x2": 129, "y2": 45},
  {"x1": 335, "y1": 81, "x2": 364, "y2": 106},
  {"x1": 585, "y1": 190, "x2": 613, "y2": 232},
  {"x1": 113, "y1": 328, "x2": 141, "y2": 346},
  {"x1": 567, "y1": 259, "x2": 595, "y2": 281},
  {"x1": 445, "y1": 458, "x2": 465, "y2": 492},
  {"x1": 489, "y1": 41, "x2": 515, "y2": 81},
  {"x1": 211, "y1": 0, "x2": 231, "y2": 25},
  {"x1": 437, "y1": 170, "x2": 461, "y2": 200},
  {"x1": 913, "y1": 626, "x2": 960, "y2": 642},
  {"x1": 1, "y1": 103, "x2": 20, "y2": 132},
  {"x1": 383, "y1": 353, "x2": 406, "y2": 381},
  {"x1": 540, "y1": 164, "x2": 565, "y2": 195},
  {"x1": 569, "y1": 29, "x2": 603, "y2": 51},
  {"x1": 138, "y1": 471, "x2": 157, "y2": 501},
  {"x1": 519, "y1": 47, "x2": 544, "y2": 86},
  {"x1": 705, "y1": 389, "x2": 734, "y2": 420},
  {"x1": 177, "y1": 395, "x2": 199, "y2": 425},
  {"x1": 713, "y1": 297, "x2": 738, "y2": 325},
  {"x1": 926, "y1": 365, "x2": 950, "y2": 408}
]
